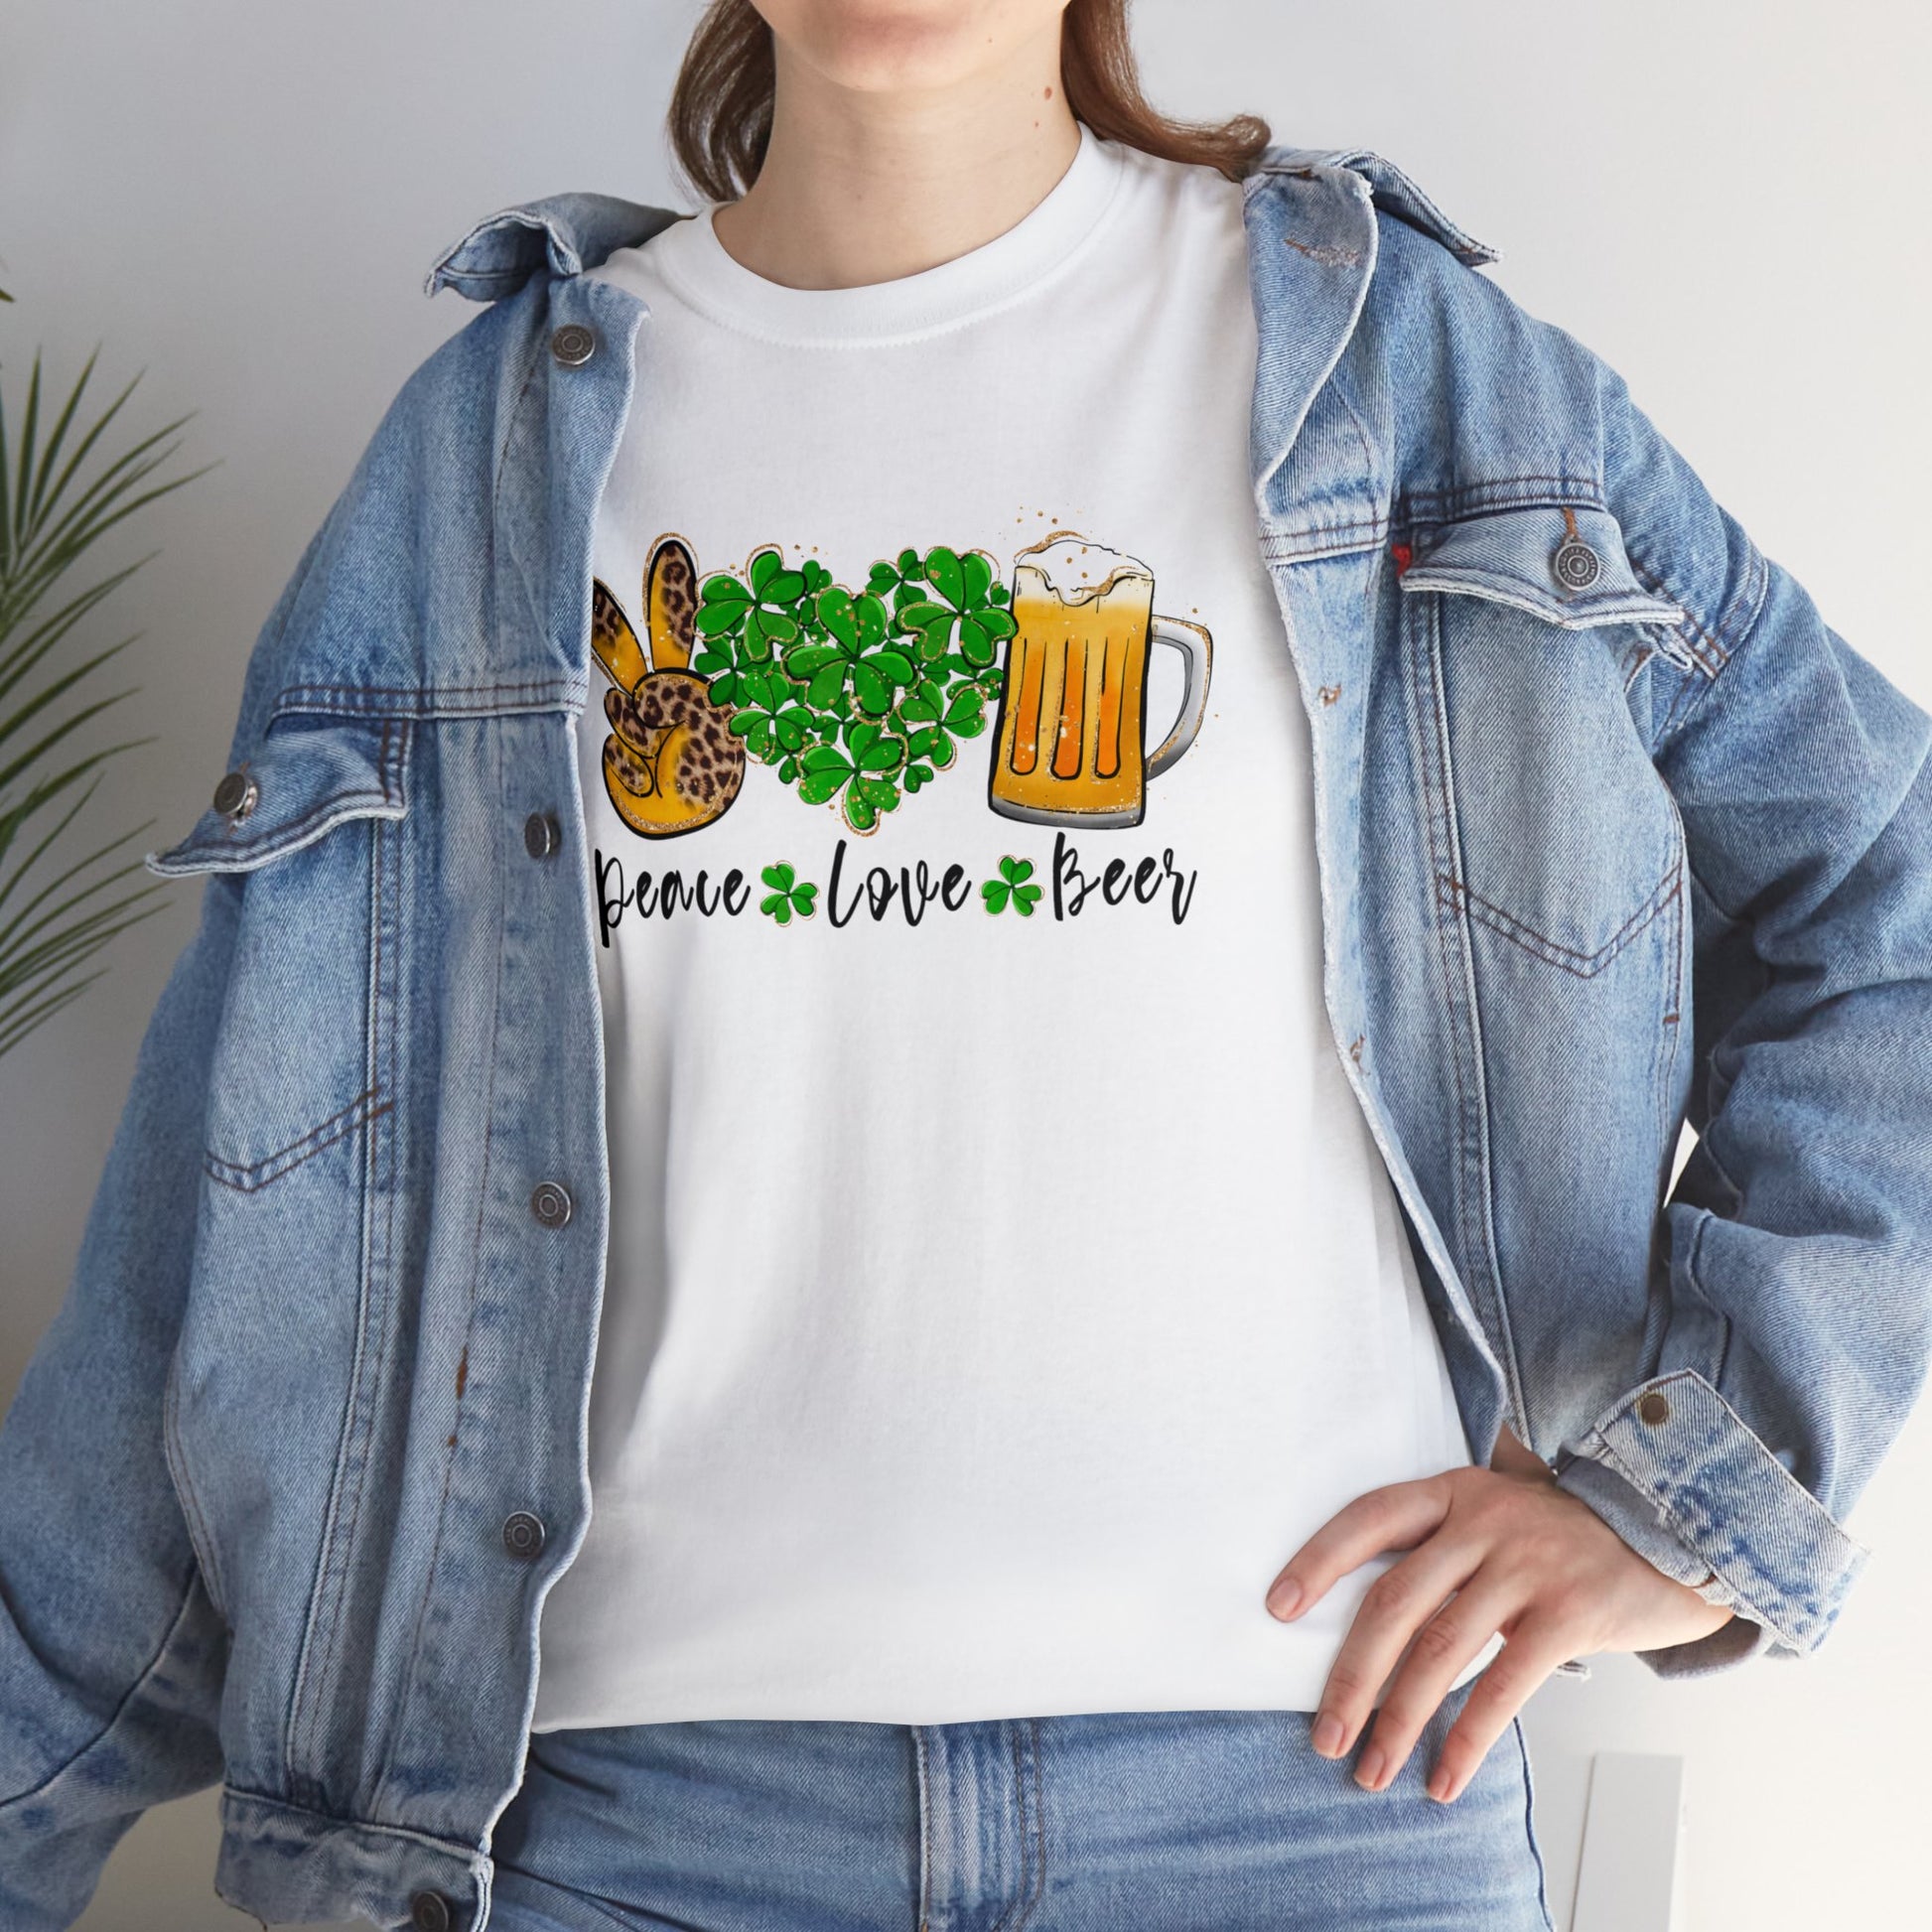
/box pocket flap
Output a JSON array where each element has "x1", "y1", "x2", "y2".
[
  {"x1": 1399, "y1": 504, "x2": 1689, "y2": 632},
  {"x1": 144, "y1": 715, "x2": 411, "y2": 878}
]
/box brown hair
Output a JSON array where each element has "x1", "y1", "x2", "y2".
[{"x1": 666, "y1": 0, "x2": 1272, "y2": 203}]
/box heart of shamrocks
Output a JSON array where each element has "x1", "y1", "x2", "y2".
[{"x1": 689, "y1": 544, "x2": 1015, "y2": 833}]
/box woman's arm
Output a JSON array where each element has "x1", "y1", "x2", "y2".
[
  {"x1": 1264, "y1": 311, "x2": 1932, "y2": 1799},
  {"x1": 0, "y1": 872, "x2": 239, "y2": 1929}
]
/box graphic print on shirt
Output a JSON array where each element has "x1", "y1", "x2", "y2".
[
  {"x1": 591, "y1": 536, "x2": 748, "y2": 837},
  {"x1": 591, "y1": 529, "x2": 1212, "y2": 840}
]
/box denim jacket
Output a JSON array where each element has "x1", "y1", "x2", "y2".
[{"x1": 4, "y1": 142, "x2": 1930, "y2": 1932}]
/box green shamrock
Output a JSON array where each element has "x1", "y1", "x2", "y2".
[
  {"x1": 981, "y1": 855, "x2": 1041, "y2": 917},
  {"x1": 694, "y1": 546, "x2": 813, "y2": 671},
  {"x1": 784, "y1": 586, "x2": 916, "y2": 719},
  {"x1": 759, "y1": 863, "x2": 819, "y2": 925},
  {"x1": 795, "y1": 719, "x2": 907, "y2": 832},
  {"x1": 875, "y1": 545, "x2": 1016, "y2": 672}
]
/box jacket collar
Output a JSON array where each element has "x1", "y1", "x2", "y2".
[{"x1": 423, "y1": 143, "x2": 1495, "y2": 303}]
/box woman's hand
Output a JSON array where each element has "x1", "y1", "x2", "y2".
[{"x1": 1263, "y1": 1427, "x2": 1735, "y2": 1803}]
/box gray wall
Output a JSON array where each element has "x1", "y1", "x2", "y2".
[{"x1": 4, "y1": 2, "x2": 1928, "y2": 1927}]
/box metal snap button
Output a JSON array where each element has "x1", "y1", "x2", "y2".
[
  {"x1": 502, "y1": 1511, "x2": 547, "y2": 1562},
  {"x1": 530, "y1": 1180, "x2": 574, "y2": 1229},
  {"x1": 1637, "y1": 1390, "x2": 1672, "y2": 1427},
  {"x1": 211, "y1": 768, "x2": 258, "y2": 821},
  {"x1": 523, "y1": 809, "x2": 561, "y2": 859},
  {"x1": 409, "y1": 1890, "x2": 454, "y2": 1932},
  {"x1": 1552, "y1": 537, "x2": 1602, "y2": 593},
  {"x1": 549, "y1": 323, "x2": 597, "y2": 368}
]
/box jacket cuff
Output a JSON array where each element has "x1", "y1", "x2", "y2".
[{"x1": 1552, "y1": 1366, "x2": 1870, "y2": 1670}]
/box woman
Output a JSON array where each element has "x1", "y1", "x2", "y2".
[{"x1": 4, "y1": 2, "x2": 1927, "y2": 1929}]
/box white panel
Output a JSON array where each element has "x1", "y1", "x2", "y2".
[{"x1": 1572, "y1": 1751, "x2": 1686, "y2": 1932}]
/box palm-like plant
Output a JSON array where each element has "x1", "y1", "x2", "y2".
[{"x1": 0, "y1": 332, "x2": 210, "y2": 1059}]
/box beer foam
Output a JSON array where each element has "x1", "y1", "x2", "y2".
[{"x1": 1014, "y1": 531, "x2": 1152, "y2": 604}]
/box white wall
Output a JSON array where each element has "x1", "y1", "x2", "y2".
[{"x1": 3, "y1": 3, "x2": 1927, "y2": 1927}]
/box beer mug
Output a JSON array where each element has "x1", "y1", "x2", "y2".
[{"x1": 987, "y1": 532, "x2": 1212, "y2": 829}]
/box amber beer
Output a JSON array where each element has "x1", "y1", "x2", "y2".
[{"x1": 988, "y1": 531, "x2": 1211, "y2": 829}]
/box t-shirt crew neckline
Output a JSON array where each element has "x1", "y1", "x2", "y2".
[{"x1": 645, "y1": 122, "x2": 1126, "y2": 346}]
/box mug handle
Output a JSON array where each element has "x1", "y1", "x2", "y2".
[{"x1": 1145, "y1": 616, "x2": 1214, "y2": 781}]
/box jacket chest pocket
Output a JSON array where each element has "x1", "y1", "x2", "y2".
[
  {"x1": 1398, "y1": 503, "x2": 1692, "y2": 983},
  {"x1": 145, "y1": 713, "x2": 411, "y2": 1194}
]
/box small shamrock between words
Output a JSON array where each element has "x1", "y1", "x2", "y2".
[
  {"x1": 982, "y1": 856, "x2": 1041, "y2": 917},
  {"x1": 759, "y1": 864, "x2": 819, "y2": 925}
]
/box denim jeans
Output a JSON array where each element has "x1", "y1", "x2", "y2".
[{"x1": 485, "y1": 1676, "x2": 1555, "y2": 1930}]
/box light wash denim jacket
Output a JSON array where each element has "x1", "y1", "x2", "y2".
[{"x1": 4, "y1": 142, "x2": 1931, "y2": 1931}]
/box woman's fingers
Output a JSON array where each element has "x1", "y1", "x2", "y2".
[
  {"x1": 1303, "y1": 1540, "x2": 1489, "y2": 1774},
  {"x1": 1265, "y1": 1475, "x2": 1453, "y2": 1621},
  {"x1": 1347, "y1": 1576, "x2": 1524, "y2": 1794},
  {"x1": 1423, "y1": 1615, "x2": 1579, "y2": 1803}
]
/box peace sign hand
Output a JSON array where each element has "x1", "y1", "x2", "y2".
[{"x1": 1263, "y1": 1427, "x2": 1735, "y2": 1804}]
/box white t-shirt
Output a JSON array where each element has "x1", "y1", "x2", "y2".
[{"x1": 531, "y1": 124, "x2": 1499, "y2": 1728}]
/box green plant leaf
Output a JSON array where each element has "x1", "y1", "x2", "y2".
[
  {"x1": 815, "y1": 587, "x2": 857, "y2": 648},
  {"x1": 783, "y1": 641, "x2": 841, "y2": 678},
  {"x1": 695, "y1": 601, "x2": 745, "y2": 637},
  {"x1": 853, "y1": 592, "x2": 889, "y2": 647},
  {"x1": 956, "y1": 619, "x2": 997, "y2": 667},
  {"x1": 805, "y1": 662, "x2": 847, "y2": 711},
  {"x1": 924, "y1": 545, "x2": 964, "y2": 608},
  {"x1": 796, "y1": 766, "x2": 850, "y2": 805},
  {"x1": 982, "y1": 878, "x2": 1011, "y2": 914},
  {"x1": 851, "y1": 659, "x2": 896, "y2": 716}
]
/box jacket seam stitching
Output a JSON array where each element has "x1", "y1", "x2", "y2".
[
  {"x1": 1412, "y1": 593, "x2": 1529, "y2": 1433},
  {"x1": 276, "y1": 680, "x2": 569, "y2": 701},
  {"x1": 220, "y1": 1780, "x2": 481, "y2": 1859},
  {"x1": 371, "y1": 720, "x2": 510, "y2": 1816},
  {"x1": 1438, "y1": 863, "x2": 1681, "y2": 977},
  {"x1": 1395, "y1": 479, "x2": 1610, "y2": 523},
  {"x1": 320, "y1": 812, "x2": 401, "y2": 1765},
  {"x1": 289, "y1": 816, "x2": 394, "y2": 1795},
  {"x1": 166, "y1": 789, "x2": 394, "y2": 867},
  {"x1": 203, "y1": 1086, "x2": 389, "y2": 1192}
]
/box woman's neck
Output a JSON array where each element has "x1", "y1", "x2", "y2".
[{"x1": 710, "y1": 21, "x2": 1081, "y2": 292}]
